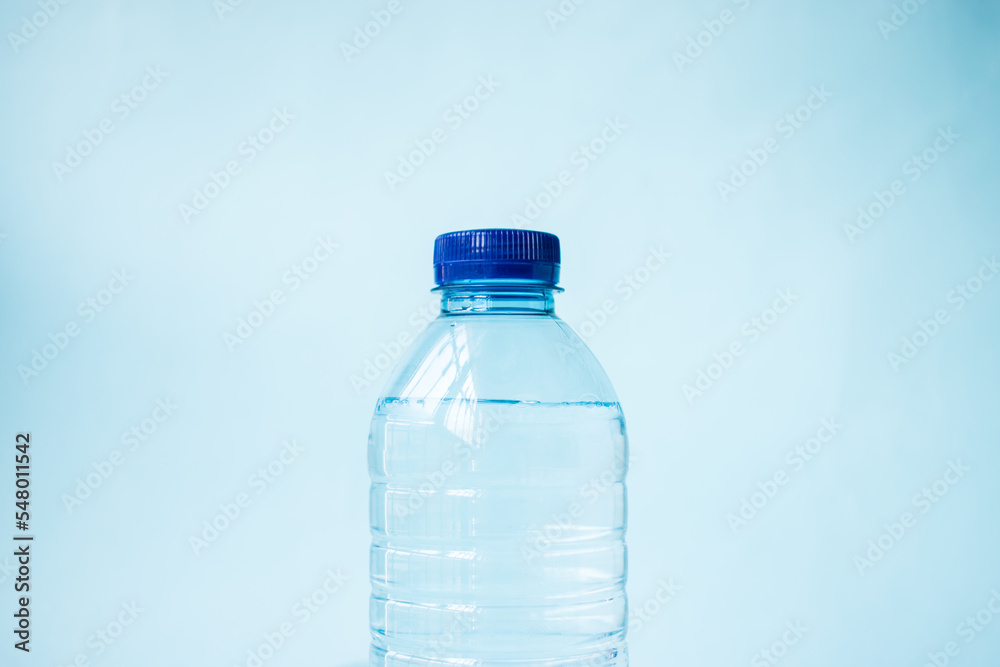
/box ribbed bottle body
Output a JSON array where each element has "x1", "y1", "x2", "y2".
[{"x1": 369, "y1": 396, "x2": 628, "y2": 666}]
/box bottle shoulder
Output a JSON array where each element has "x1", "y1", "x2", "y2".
[{"x1": 378, "y1": 314, "x2": 620, "y2": 404}]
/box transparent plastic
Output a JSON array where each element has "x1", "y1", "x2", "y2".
[{"x1": 368, "y1": 282, "x2": 629, "y2": 666}]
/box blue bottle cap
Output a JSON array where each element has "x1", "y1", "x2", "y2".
[{"x1": 433, "y1": 229, "x2": 561, "y2": 286}]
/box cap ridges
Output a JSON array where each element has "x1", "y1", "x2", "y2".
[{"x1": 433, "y1": 228, "x2": 560, "y2": 286}]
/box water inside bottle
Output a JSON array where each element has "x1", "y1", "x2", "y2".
[{"x1": 369, "y1": 398, "x2": 629, "y2": 666}]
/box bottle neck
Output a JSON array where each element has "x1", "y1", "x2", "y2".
[{"x1": 437, "y1": 283, "x2": 558, "y2": 315}]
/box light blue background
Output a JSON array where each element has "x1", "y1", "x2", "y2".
[{"x1": 1, "y1": 0, "x2": 999, "y2": 665}]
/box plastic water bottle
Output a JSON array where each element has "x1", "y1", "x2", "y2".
[{"x1": 368, "y1": 229, "x2": 629, "y2": 666}]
